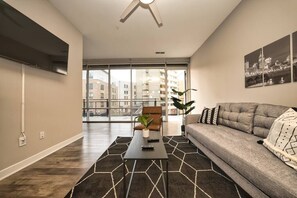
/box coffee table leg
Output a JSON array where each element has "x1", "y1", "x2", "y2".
[
  {"x1": 126, "y1": 160, "x2": 137, "y2": 197},
  {"x1": 123, "y1": 160, "x2": 126, "y2": 198},
  {"x1": 166, "y1": 160, "x2": 168, "y2": 198},
  {"x1": 160, "y1": 160, "x2": 167, "y2": 197}
]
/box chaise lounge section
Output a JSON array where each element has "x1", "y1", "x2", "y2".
[{"x1": 185, "y1": 103, "x2": 297, "y2": 198}]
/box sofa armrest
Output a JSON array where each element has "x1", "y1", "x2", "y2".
[{"x1": 185, "y1": 114, "x2": 201, "y2": 125}]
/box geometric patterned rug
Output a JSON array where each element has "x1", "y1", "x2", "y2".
[{"x1": 65, "y1": 136, "x2": 251, "y2": 198}]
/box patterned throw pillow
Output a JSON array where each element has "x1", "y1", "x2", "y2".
[
  {"x1": 263, "y1": 108, "x2": 297, "y2": 170},
  {"x1": 199, "y1": 105, "x2": 220, "y2": 125}
]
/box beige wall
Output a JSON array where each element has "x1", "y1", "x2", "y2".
[
  {"x1": 190, "y1": 0, "x2": 297, "y2": 113},
  {"x1": 0, "y1": 0, "x2": 83, "y2": 170}
]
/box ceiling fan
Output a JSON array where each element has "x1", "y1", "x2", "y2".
[{"x1": 120, "y1": 0, "x2": 162, "y2": 25}]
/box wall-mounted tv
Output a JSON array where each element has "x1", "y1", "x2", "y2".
[{"x1": 0, "y1": 1, "x2": 69, "y2": 75}]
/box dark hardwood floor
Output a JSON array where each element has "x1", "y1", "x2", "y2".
[{"x1": 0, "y1": 122, "x2": 181, "y2": 197}]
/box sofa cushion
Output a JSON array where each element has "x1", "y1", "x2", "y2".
[
  {"x1": 263, "y1": 108, "x2": 297, "y2": 170},
  {"x1": 253, "y1": 104, "x2": 289, "y2": 138},
  {"x1": 217, "y1": 103, "x2": 258, "y2": 133},
  {"x1": 199, "y1": 105, "x2": 220, "y2": 125},
  {"x1": 186, "y1": 123, "x2": 297, "y2": 198}
]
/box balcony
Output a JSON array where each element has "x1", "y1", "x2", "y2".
[{"x1": 83, "y1": 98, "x2": 161, "y2": 122}]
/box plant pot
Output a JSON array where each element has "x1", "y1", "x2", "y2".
[
  {"x1": 181, "y1": 125, "x2": 185, "y2": 132},
  {"x1": 181, "y1": 116, "x2": 185, "y2": 132},
  {"x1": 142, "y1": 128, "x2": 150, "y2": 138}
]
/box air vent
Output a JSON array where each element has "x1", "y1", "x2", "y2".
[{"x1": 155, "y1": 51, "x2": 165, "y2": 54}]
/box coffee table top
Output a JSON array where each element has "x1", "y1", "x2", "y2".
[{"x1": 124, "y1": 131, "x2": 168, "y2": 160}]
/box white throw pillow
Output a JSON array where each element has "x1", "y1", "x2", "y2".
[{"x1": 263, "y1": 108, "x2": 297, "y2": 170}]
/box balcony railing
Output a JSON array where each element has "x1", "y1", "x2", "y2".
[{"x1": 82, "y1": 98, "x2": 162, "y2": 117}]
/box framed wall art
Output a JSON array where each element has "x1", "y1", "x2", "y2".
[
  {"x1": 244, "y1": 48, "x2": 264, "y2": 88},
  {"x1": 262, "y1": 35, "x2": 291, "y2": 86},
  {"x1": 293, "y1": 31, "x2": 297, "y2": 82},
  {"x1": 244, "y1": 34, "x2": 293, "y2": 88}
]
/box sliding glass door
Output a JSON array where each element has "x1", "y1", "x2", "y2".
[
  {"x1": 132, "y1": 68, "x2": 166, "y2": 120},
  {"x1": 167, "y1": 69, "x2": 187, "y2": 116},
  {"x1": 82, "y1": 63, "x2": 188, "y2": 122},
  {"x1": 83, "y1": 68, "x2": 109, "y2": 122},
  {"x1": 110, "y1": 69, "x2": 131, "y2": 121}
]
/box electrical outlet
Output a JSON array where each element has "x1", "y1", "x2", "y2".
[
  {"x1": 40, "y1": 131, "x2": 45, "y2": 140},
  {"x1": 19, "y1": 136, "x2": 26, "y2": 147}
]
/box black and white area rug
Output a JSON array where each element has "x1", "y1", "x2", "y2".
[{"x1": 65, "y1": 136, "x2": 251, "y2": 198}]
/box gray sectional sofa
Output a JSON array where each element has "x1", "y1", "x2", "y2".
[{"x1": 185, "y1": 103, "x2": 297, "y2": 198}]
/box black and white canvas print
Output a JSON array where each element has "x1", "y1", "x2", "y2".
[
  {"x1": 262, "y1": 35, "x2": 291, "y2": 86},
  {"x1": 244, "y1": 48, "x2": 264, "y2": 88},
  {"x1": 293, "y1": 31, "x2": 297, "y2": 82}
]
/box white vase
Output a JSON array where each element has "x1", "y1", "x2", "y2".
[{"x1": 142, "y1": 128, "x2": 150, "y2": 138}]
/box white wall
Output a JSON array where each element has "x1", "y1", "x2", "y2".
[
  {"x1": 0, "y1": 0, "x2": 83, "y2": 171},
  {"x1": 190, "y1": 0, "x2": 297, "y2": 113}
]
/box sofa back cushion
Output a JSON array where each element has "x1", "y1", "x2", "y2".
[
  {"x1": 253, "y1": 104, "x2": 289, "y2": 138},
  {"x1": 218, "y1": 103, "x2": 258, "y2": 133}
]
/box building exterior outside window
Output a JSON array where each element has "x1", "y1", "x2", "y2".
[{"x1": 82, "y1": 67, "x2": 186, "y2": 121}]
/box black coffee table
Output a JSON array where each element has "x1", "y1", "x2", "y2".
[{"x1": 123, "y1": 131, "x2": 168, "y2": 198}]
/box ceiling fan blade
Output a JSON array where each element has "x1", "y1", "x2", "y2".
[
  {"x1": 149, "y1": 1, "x2": 162, "y2": 25},
  {"x1": 120, "y1": 0, "x2": 140, "y2": 20}
]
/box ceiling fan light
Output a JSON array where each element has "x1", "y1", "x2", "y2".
[{"x1": 140, "y1": 0, "x2": 154, "y2": 4}]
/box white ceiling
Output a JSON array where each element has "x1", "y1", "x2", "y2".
[{"x1": 49, "y1": 0, "x2": 241, "y2": 59}]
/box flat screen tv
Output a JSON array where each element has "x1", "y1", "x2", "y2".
[{"x1": 0, "y1": 1, "x2": 69, "y2": 75}]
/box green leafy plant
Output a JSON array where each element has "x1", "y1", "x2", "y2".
[
  {"x1": 137, "y1": 114, "x2": 153, "y2": 129},
  {"x1": 171, "y1": 88, "x2": 197, "y2": 115}
]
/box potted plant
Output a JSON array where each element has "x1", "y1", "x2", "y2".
[
  {"x1": 171, "y1": 88, "x2": 197, "y2": 132},
  {"x1": 136, "y1": 114, "x2": 154, "y2": 138}
]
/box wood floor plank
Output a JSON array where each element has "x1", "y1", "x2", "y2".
[{"x1": 0, "y1": 122, "x2": 180, "y2": 197}]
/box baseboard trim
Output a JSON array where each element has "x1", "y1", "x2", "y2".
[{"x1": 0, "y1": 133, "x2": 83, "y2": 181}]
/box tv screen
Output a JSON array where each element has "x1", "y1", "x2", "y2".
[{"x1": 0, "y1": 1, "x2": 69, "y2": 75}]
